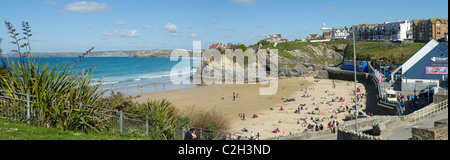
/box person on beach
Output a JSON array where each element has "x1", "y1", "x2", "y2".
[{"x1": 242, "y1": 113, "x2": 246, "y2": 121}]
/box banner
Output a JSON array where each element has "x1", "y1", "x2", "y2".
[{"x1": 426, "y1": 67, "x2": 448, "y2": 75}]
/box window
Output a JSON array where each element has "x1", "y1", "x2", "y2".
[
  {"x1": 437, "y1": 32, "x2": 441, "y2": 35},
  {"x1": 437, "y1": 27, "x2": 441, "y2": 30},
  {"x1": 437, "y1": 23, "x2": 441, "y2": 26}
]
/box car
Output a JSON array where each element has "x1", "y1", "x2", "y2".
[{"x1": 419, "y1": 88, "x2": 435, "y2": 97}]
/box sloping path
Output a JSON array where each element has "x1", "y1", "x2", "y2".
[{"x1": 384, "y1": 109, "x2": 448, "y2": 140}]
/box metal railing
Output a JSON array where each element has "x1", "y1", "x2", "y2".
[
  {"x1": 0, "y1": 90, "x2": 150, "y2": 136},
  {"x1": 0, "y1": 90, "x2": 37, "y2": 125},
  {"x1": 1, "y1": 90, "x2": 240, "y2": 140},
  {"x1": 410, "y1": 99, "x2": 448, "y2": 123}
]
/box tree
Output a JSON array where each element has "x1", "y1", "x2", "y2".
[{"x1": 239, "y1": 44, "x2": 247, "y2": 52}]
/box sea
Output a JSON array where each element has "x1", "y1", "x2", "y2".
[{"x1": 2, "y1": 57, "x2": 201, "y2": 97}]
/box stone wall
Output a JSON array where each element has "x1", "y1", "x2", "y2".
[
  {"x1": 326, "y1": 69, "x2": 368, "y2": 82},
  {"x1": 266, "y1": 129, "x2": 333, "y2": 140},
  {"x1": 337, "y1": 116, "x2": 400, "y2": 140},
  {"x1": 411, "y1": 118, "x2": 448, "y2": 140}
]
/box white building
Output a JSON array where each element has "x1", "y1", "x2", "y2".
[
  {"x1": 264, "y1": 34, "x2": 282, "y2": 43},
  {"x1": 350, "y1": 19, "x2": 413, "y2": 41},
  {"x1": 331, "y1": 28, "x2": 351, "y2": 40}
]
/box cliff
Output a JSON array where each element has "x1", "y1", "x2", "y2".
[{"x1": 192, "y1": 42, "x2": 350, "y2": 83}]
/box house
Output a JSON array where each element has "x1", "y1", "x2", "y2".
[
  {"x1": 412, "y1": 18, "x2": 448, "y2": 41},
  {"x1": 331, "y1": 27, "x2": 351, "y2": 40},
  {"x1": 263, "y1": 34, "x2": 283, "y2": 43},
  {"x1": 389, "y1": 39, "x2": 448, "y2": 91},
  {"x1": 350, "y1": 20, "x2": 412, "y2": 41},
  {"x1": 323, "y1": 31, "x2": 332, "y2": 39},
  {"x1": 209, "y1": 43, "x2": 229, "y2": 49},
  {"x1": 307, "y1": 34, "x2": 319, "y2": 40}
]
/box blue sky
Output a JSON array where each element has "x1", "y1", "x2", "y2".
[{"x1": 0, "y1": 0, "x2": 448, "y2": 53}]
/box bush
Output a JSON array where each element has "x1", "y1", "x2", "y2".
[
  {"x1": 142, "y1": 98, "x2": 178, "y2": 140},
  {"x1": 181, "y1": 107, "x2": 230, "y2": 133}
]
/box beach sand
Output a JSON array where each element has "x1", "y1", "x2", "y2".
[{"x1": 134, "y1": 74, "x2": 367, "y2": 140}]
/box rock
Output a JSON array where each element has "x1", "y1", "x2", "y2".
[
  {"x1": 372, "y1": 123, "x2": 387, "y2": 136},
  {"x1": 315, "y1": 69, "x2": 329, "y2": 79}
]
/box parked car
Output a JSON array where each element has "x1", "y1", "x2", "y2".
[{"x1": 419, "y1": 85, "x2": 437, "y2": 97}]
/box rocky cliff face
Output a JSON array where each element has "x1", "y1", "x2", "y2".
[
  {"x1": 278, "y1": 43, "x2": 347, "y2": 77},
  {"x1": 192, "y1": 42, "x2": 349, "y2": 83}
]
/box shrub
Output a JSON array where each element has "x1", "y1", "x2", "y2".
[
  {"x1": 142, "y1": 98, "x2": 178, "y2": 140},
  {"x1": 1, "y1": 21, "x2": 107, "y2": 132},
  {"x1": 181, "y1": 106, "x2": 230, "y2": 133}
]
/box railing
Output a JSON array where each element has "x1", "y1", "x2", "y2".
[
  {"x1": 0, "y1": 90, "x2": 37, "y2": 125},
  {"x1": 409, "y1": 99, "x2": 448, "y2": 123},
  {"x1": 1, "y1": 90, "x2": 240, "y2": 140},
  {"x1": 0, "y1": 90, "x2": 150, "y2": 136}
]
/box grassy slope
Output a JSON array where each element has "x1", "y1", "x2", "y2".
[
  {"x1": 344, "y1": 41, "x2": 426, "y2": 64},
  {"x1": 259, "y1": 40, "x2": 425, "y2": 65},
  {"x1": 0, "y1": 118, "x2": 153, "y2": 140}
]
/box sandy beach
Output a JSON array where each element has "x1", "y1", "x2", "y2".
[{"x1": 134, "y1": 74, "x2": 367, "y2": 140}]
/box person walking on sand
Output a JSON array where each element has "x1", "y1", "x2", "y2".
[{"x1": 243, "y1": 113, "x2": 246, "y2": 121}]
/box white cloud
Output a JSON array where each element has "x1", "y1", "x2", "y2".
[
  {"x1": 210, "y1": 18, "x2": 218, "y2": 24},
  {"x1": 164, "y1": 23, "x2": 177, "y2": 33},
  {"x1": 228, "y1": 0, "x2": 255, "y2": 5},
  {"x1": 85, "y1": 24, "x2": 94, "y2": 28},
  {"x1": 143, "y1": 25, "x2": 153, "y2": 29},
  {"x1": 188, "y1": 33, "x2": 200, "y2": 38},
  {"x1": 170, "y1": 33, "x2": 181, "y2": 37},
  {"x1": 113, "y1": 29, "x2": 139, "y2": 37},
  {"x1": 102, "y1": 31, "x2": 112, "y2": 40},
  {"x1": 115, "y1": 20, "x2": 126, "y2": 26},
  {"x1": 232, "y1": 29, "x2": 242, "y2": 33},
  {"x1": 64, "y1": 1, "x2": 109, "y2": 13}
]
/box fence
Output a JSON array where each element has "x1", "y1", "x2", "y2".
[
  {"x1": 0, "y1": 90, "x2": 37, "y2": 125},
  {"x1": 0, "y1": 90, "x2": 150, "y2": 136},
  {"x1": 407, "y1": 99, "x2": 448, "y2": 123},
  {"x1": 176, "y1": 127, "x2": 242, "y2": 140},
  {"x1": 1, "y1": 90, "x2": 240, "y2": 140}
]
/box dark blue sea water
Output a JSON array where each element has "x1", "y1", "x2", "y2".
[{"x1": 2, "y1": 57, "x2": 201, "y2": 96}]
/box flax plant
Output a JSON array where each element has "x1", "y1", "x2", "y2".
[
  {"x1": 1, "y1": 21, "x2": 107, "y2": 132},
  {"x1": 143, "y1": 99, "x2": 177, "y2": 140}
]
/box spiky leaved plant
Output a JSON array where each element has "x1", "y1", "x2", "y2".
[
  {"x1": 1, "y1": 21, "x2": 107, "y2": 132},
  {"x1": 143, "y1": 99, "x2": 178, "y2": 140}
]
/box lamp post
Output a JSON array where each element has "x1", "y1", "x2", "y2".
[{"x1": 352, "y1": 28, "x2": 359, "y2": 132}]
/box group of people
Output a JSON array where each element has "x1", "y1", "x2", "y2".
[
  {"x1": 222, "y1": 92, "x2": 240, "y2": 101},
  {"x1": 239, "y1": 113, "x2": 259, "y2": 121}
]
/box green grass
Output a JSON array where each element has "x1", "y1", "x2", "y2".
[
  {"x1": 344, "y1": 41, "x2": 426, "y2": 64},
  {"x1": 0, "y1": 118, "x2": 155, "y2": 140}
]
